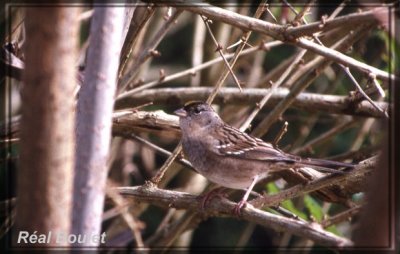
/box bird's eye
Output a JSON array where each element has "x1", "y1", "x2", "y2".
[{"x1": 193, "y1": 108, "x2": 202, "y2": 115}]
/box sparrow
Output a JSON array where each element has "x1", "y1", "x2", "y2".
[{"x1": 174, "y1": 101, "x2": 353, "y2": 215}]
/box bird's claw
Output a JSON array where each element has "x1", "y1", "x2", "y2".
[
  {"x1": 198, "y1": 187, "x2": 227, "y2": 210},
  {"x1": 233, "y1": 200, "x2": 247, "y2": 216}
]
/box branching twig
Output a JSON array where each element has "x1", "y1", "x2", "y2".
[
  {"x1": 239, "y1": 49, "x2": 307, "y2": 131},
  {"x1": 264, "y1": 4, "x2": 278, "y2": 23},
  {"x1": 119, "y1": 5, "x2": 156, "y2": 77},
  {"x1": 150, "y1": 2, "x2": 395, "y2": 81},
  {"x1": 321, "y1": 206, "x2": 361, "y2": 228},
  {"x1": 249, "y1": 156, "x2": 376, "y2": 209},
  {"x1": 106, "y1": 180, "x2": 145, "y2": 248},
  {"x1": 201, "y1": 15, "x2": 243, "y2": 92},
  {"x1": 288, "y1": 0, "x2": 389, "y2": 119},
  {"x1": 291, "y1": 0, "x2": 315, "y2": 25},
  {"x1": 343, "y1": 67, "x2": 388, "y2": 118},
  {"x1": 368, "y1": 73, "x2": 386, "y2": 98},
  {"x1": 118, "y1": 9, "x2": 182, "y2": 93},
  {"x1": 204, "y1": 1, "x2": 267, "y2": 104},
  {"x1": 116, "y1": 40, "x2": 282, "y2": 99},
  {"x1": 251, "y1": 23, "x2": 374, "y2": 137},
  {"x1": 146, "y1": 212, "x2": 198, "y2": 247},
  {"x1": 295, "y1": 37, "x2": 395, "y2": 82}
]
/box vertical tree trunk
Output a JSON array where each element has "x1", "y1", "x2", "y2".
[
  {"x1": 72, "y1": 6, "x2": 125, "y2": 247},
  {"x1": 353, "y1": 122, "x2": 390, "y2": 247},
  {"x1": 16, "y1": 6, "x2": 79, "y2": 246}
]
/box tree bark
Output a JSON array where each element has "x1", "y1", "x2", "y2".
[
  {"x1": 353, "y1": 122, "x2": 390, "y2": 247},
  {"x1": 72, "y1": 6, "x2": 125, "y2": 247},
  {"x1": 15, "y1": 6, "x2": 79, "y2": 246}
]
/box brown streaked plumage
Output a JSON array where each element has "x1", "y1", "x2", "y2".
[{"x1": 174, "y1": 101, "x2": 354, "y2": 214}]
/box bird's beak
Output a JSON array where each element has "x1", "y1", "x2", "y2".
[{"x1": 174, "y1": 108, "x2": 187, "y2": 117}]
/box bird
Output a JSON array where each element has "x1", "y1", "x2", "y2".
[{"x1": 174, "y1": 101, "x2": 354, "y2": 215}]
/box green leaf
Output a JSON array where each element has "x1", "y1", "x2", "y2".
[
  {"x1": 266, "y1": 183, "x2": 307, "y2": 220},
  {"x1": 303, "y1": 195, "x2": 323, "y2": 222},
  {"x1": 326, "y1": 225, "x2": 341, "y2": 236},
  {"x1": 380, "y1": 30, "x2": 400, "y2": 74}
]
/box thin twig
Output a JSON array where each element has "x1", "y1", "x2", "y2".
[
  {"x1": 116, "y1": 41, "x2": 282, "y2": 99},
  {"x1": 344, "y1": 67, "x2": 388, "y2": 118},
  {"x1": 251, "y1": 23, "x2": 374, "y2": 137},
  {"x1": 239, "y1": 49, "x2": 308, "y2": 132},
  {"x1": 191, "y1": 15, "x2": 206, "y2": 87},
  {"x1": 273, "y1": 121, "x2": 288, "y2": 147},
  {"x1": 235, "y1": 223, "x2": 256, "y2": 248},
  {"x1": 350, "y1": 118, "x2": 376, "y2": 151},
  {"x1": 283, "y1": 0, "x2": 388, "y2": 119},
  {"x1": 118, "y1": 9, "x2": 182, "y2": 93},
  {"x1": 318, "y1": 41, "x2": 387, "y2": 118},
  {"x1": 288, "y1": 74, "x2": 342, "y2": 150},
  {"x1": 291, "y1": 0, "x2": 315, "y2": 25},
  {"x1": 284, "y1": 6, "x2": 389, "y2": 38},
  {"x1": 150, "y1": 141, "x2": 183, "y2": 185},
  {"x1": 329, "y1": 0, "x2": 349, "y2": 20},
  {"x1": 147, "y1": 212, "x2": 198, "y2": 247},
  {"x1": 202, "y1": 15, "x2": 243, "y2": 93},
  {"x1": 226, "y1": 38, "x2": 253, "y2": 51},
  {"x1": 156, "y1": 2, "x2": 395, "y2": 81},
  {"x1": 272, "y1": 206, "x2": 307, "y2": 222},
  {"x1": 249, "y1": 156, "x2": 376, "y2": 209},
  {"x1": 128, "y1": 133, "x2": 194, "y2": 171},
  {"x1": 119, "y1": 5, "x2": 156, "y2": 78},
  {"x1": 325, "y1": 145, "x2": 378, "y2": 161},
  {"x1": 296, "y1": 37, "x2": 395, "y2": 82},
  {"x1": 3, "y1": 15, "x2": 25, "y2": 44},
  {"x1": 205, "y1": 2, "x2": 268, "y2": 104},
  {"x1": 291, "y1": 119, "x2": 357, "y2": 155},
  {"x1": 321, "y1": 206, "x2": 361, "y2": 228},
  {"x1": 264, "y1": 3, "x2": 278, "y2": 23},
  {"x1": 106, "y1": 180, "x2": 145, "y2": 248},
  {"x1": 368, "y1": 73, "x2": 385, "y2": 98}
]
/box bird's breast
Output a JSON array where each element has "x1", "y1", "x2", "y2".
[{"x1": 182, "y1": 137, "x2": 269, "y2": 189}]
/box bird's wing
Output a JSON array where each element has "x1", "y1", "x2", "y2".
[
  {"x1": 214, "y1": 125, "x2": 295, "y2": 163},
  {"x1": 213, "y1": 125, "x2": 351, "y2": 174}
]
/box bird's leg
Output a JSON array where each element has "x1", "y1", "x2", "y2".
[
  {"x1": 233, "y1": 175, "x2": 260, "y2": 216},
  {"x1": 198, "y1": 186, "x2": 227, "y2": 210}
]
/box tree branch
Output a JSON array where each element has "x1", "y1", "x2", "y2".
[
  {"x1": 115, "y1": 155, "x2": 377, "y2": 247},
  {"x1": 115, "y1": 87, "x2": 389, "y2": 118},
  {"x1": 117, "y1": 183, "x2": 352, "y2": 247},
  {"x1": 73, "y1": 6, "x2": 126, "y2": 247},
  {"x1": 147, "y1": 1, "x2": 395, "y2": 81},
  {"x1": 250, "y1": 156, "x2": 376, "y2": 209}
]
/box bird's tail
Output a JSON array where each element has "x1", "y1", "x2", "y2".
[{"x1": 297, "y1": 157, "x2": 354, "y2": 174}]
